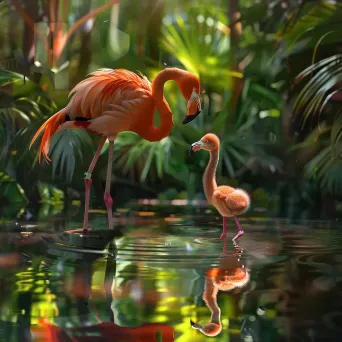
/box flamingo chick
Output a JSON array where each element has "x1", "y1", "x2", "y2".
[
  {"x1": 30, "y1": 68, "x2": 201, "y2": 234},
  {"x1": 190, "y1": 241, "x2": 249, "y2": 337},
  {"x1": 189, "y1": 133, "x2": 250, "y2": 241}
]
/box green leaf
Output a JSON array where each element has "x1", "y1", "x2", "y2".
[
  {"x1": 223, "y1": 151, "x2": 235, "y2": 177},
  {"x1": 249, "y1": 83, "x2": 282, "y2": 108},
  {"x1": 0, "y1": 170, "x2": 28, "y2": 205},
  {"x1": 37, "y1": 181, "x2": 64, "y2": 205},
  {"x1": 293, "y1": 54, "x2": 342, "y2": 126},
  {"x1": 141, "y1": 145, "x2": 156, "y2": 182},
  {"x1": 160, "y1": 8, "x2": 240, "y2": 89},
  {"x1": 280, "y1": 2, "x2": 342, "y2": 55},
  {"x1": 50, "y1": 130, "x2": 92, "y2": 183},
  {"x1": 0, "y1": 70, "x2": 25, "y2": 86}
]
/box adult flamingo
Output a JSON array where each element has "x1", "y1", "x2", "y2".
[
  {"x1": 36, "y1": 318, "x2": 175, "y2": 342},
  {"x1": 30, "y1": 68, "x2": 202, "y2": 233},
  {"x1": 189, "y1": 133, "x2": 250, "y2": 241}
]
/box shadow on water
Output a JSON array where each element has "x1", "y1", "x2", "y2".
[{"x1": 0, "y1": 207, "x2": 342, "y2": 341}]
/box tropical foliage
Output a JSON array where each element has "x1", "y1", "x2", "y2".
[
  {"x1": 1, "y1": 0, "x2": 342, "y2": 220},
  {"x1": 2, "y1": 1, "x2": 342, "y2": 342}
]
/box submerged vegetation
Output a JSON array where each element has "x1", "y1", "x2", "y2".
[{"x1": 0, "y1": 0, "x2": 342, "y2": 220}]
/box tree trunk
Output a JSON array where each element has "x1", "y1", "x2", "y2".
[
  {"x1": 69, "y1": 0, "x2": 93, "y2": 88},
  {"x1": 43, "y1": 0, "x2": 60, "y2": 69},
  {"x1": 228, "y1": 0, "x2": 241, "y2": 46},
  {"x1": 227, "y1": 0, "x2": 243, "y2": 124},
  {"x1": 22, "y1": 0, "x2": 39, "y2": 63},
  {"x1": 144, "y1": 0, "x2": 164, "y2": 65},
  {"x1": 8, "y1": 7, "x2": 20, "y2": 52}
]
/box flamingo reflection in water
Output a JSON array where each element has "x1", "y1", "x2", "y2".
[
  {"x1": 35, "y1": 318, "x2": 175, "y2": 342},
  {"x1": 31, "y1": 236, "x2": 175, "y2": 342},
  {"x1": 190, "y1": 240, "x2": 250, "y2": 337}
]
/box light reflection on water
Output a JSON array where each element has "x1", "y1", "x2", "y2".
[{"x1": 0, "y1": 207, "x2": 341, "y2": 341}]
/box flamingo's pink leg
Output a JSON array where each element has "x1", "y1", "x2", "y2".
[
  {"x1": 232, "y1": 216, "x2": 244, "y2": 242},
  {"x1": 82, "y1": 136, "x2": 107, "y2": 234},
  {"x1": 222, "y1": 239, "x2": 227, "y2": 254},
  {"x1": 220, "y1": 217, "x2": 227, "y2": 240},
  {"x1": 104, "y1": 139, "x2": 115, "y2": 230}
]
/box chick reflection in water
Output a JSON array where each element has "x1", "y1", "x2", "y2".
[{"x1": 190, "y1": 241, "x2": 250, "y2": 337}]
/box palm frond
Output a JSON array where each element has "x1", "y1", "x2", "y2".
[
  {"x1": 304, "y1": 144, "x2": 342, "y2": 195},
  {"x1": 301, "y1": 114, "x2": 342, "y2": 195},
  {"x1": 161, "y1": 8, "x2": 242, "y2": 89},
  {"x1": 112, "y1": 132, "x2": 175, "y2": 183},
  {"x1": 0, "y1": 69, "x2": 25, "y2": 86},
  {"x1": 281, "y1": 1, "x2": 342, "y2": 54},
  {"x1": 49, "y1": 130, "x2": 93, "y2": 183},
  {"x1": 320, "y1": 158, "x2": 342, "y2": 195},
  {"x1": 293, "y1": 54, "x2": 342, "y2": 126},
  {"x1": 0, "y1": 169, "x2": 28, "y2": 205},
  {"x1": 37, "y1": 181, "x2": 64, "y2": 205}
]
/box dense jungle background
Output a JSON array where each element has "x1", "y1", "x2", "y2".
[{"x1": 1, "y1": 0, "x2": 342, "y2": 222}]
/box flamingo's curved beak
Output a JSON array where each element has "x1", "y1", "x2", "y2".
[
  {"x1": 183, "y1": 111, "x2": 201, "y2": 124},
  {"x1": 189, "y1": 141, "x2": 202, "y2": 155},
  {"x1": 183, "y1": 90, "x2": 201, "y2": 124},
  {"x1": 190, "y1": 319, "x2": 203, "y2": 330}
]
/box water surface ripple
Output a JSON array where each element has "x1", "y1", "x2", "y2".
[{"x1": 0, "y1": 214, "x2": 342, "y2": 341}]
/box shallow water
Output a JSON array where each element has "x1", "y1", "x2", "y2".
[{"x1": 0, "y1": 206, "x2": 341, "y2": 342}]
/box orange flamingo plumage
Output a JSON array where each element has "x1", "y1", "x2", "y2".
[
  {"x1": 190, "y1": 241, "x2": 249, "y2": 337},
  {"x1": 189, "y1": 133, "x2": 250, "y2": 241},
  {"x1": 30, "y1": 68, "x2": 201, "y2": 233},
  {"x1": 36, "y1": 318, "x2": 175, "y2": 342}
]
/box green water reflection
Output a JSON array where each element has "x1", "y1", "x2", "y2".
[{"x1": 0, "y1": 209, "x2": 341, "y2": 342}]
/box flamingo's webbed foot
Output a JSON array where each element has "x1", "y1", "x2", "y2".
[
  {"x1": 232, "y1": 230, "x2": 244, "y2": 242},
  {"x1": 232, "y1": 216, "x2": 244, "y2": 242}
]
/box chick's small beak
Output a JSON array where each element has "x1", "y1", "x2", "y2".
[
  {"x1": 189, "y1": 141, "x2": 202, "y2": 155},
  {"x1": 190, "y1": 319, "x2": 202, "y2": 330}
]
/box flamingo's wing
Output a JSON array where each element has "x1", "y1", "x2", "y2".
[
  {"x1": 87, "y1": 93, "x2": 152, "y2": 136},
  {"x1": 213, "y1": 187, "x2": 248, "y2": 210},
  {"x1": 67, "y1": 69, "x2": 152, "y2": 120},
  {"x1": 213, "y1": 189, "x2": 228, "y2": 202},
  {"x1": 226, "y1": 189, "x2": 250, "y2": 212}
]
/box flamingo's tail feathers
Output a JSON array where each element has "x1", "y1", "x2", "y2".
[
  {"x1": 30, "y1": 109, "x2": 67, "y2": 163},
  {"x1": 37, "y1": 318, "x2": 73, "y2": 342}
]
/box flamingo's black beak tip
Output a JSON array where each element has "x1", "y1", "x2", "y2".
[
  {"x1": 189, "y1": 145, "x2": 194, "y2": 156},
  {"x1": 183, "y1": 111, "x2": 201, "y2": 124}
]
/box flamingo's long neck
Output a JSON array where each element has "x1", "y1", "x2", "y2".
[
  {"x1": 145, "y1": 69, "x2": 187, "y2": 141},
  {"x1": 209, "y1": 301, "x2": 221, "y2": 325},
  {"x1": 151, "y1": 68, "x2": 187, "y2": 101},
  {"x1": 144, "y1": 100, "x2": 174, "y2": 142},
  {"x1": 203, "y1": 148, "x2": 219, "y2": 203}
]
